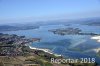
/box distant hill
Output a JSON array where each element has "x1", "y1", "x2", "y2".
[
  {"x1": 0, "y1": 25, "x2": 18, "y2": 31},
  {"x1": 72, "y1": 17, "x2": 100, "y2": 26},
  {"x1": 32, "y1": 17, "x2": 100, "y2": 26},
  {"x1": 0, "y1": 25, "x2": 39, "y2": 32},
  {"x1": 0, "y1": 25, "x2": 16, "y2": 29},
  {"x1": 0, "y1": 17, "x2": 100, "y2": 31}
]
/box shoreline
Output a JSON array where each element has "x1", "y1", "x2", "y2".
[
  {"x1": 91, "y1": 36, "x2": 100, "y2": 42},
  {"x1": 91, "y1": 36, "x2": 100, "y2": 53},
  {"x1": 29, "y1": 46, "x2": 62, "y2": 57}
]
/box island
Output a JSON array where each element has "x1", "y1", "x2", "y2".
[{"x1": 49, "y1": 28, "x2": 100, "y2": 36}]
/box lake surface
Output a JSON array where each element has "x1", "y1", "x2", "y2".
[{"x1": 2, "y1": 24, "x2": 100, "y2": 63}]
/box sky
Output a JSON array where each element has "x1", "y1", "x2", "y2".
[{"x1": 0, "y1": 0, "x2": 100, "y2": 24}]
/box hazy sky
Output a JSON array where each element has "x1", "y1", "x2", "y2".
[{"x1": 0, "y1": 0, "x2": 100, "y2": 24}]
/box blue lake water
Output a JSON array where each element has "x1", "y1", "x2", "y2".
[{"x1": 2, "y1": 24, "x2": 100, "y2": 63}]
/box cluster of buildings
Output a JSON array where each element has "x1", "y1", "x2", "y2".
[{"x1": 0, "y1": 33, "x2": 40, "y2": 56}]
